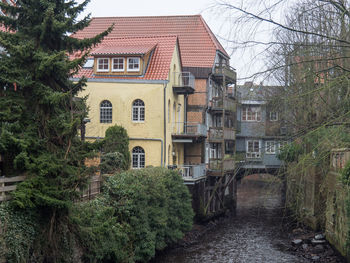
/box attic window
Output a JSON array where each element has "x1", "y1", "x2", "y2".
[
  {"x1": 83, "y1": 58, "x2": 94, "y2": 68},
  {"x1": 127, "y1": 57, "x2": 140, "y2": 72},
  {"x1": 112, "y1": 57, "x2": 125, "y2": 72},
  {"x1": 97, "y1": 58, "x2": 109, "y2": 72}
]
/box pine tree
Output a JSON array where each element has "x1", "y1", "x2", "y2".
[{"x1": 0, "y1": 1, "x2": 112, "y2": 259}]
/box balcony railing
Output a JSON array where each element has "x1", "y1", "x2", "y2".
[
  {"x1": 208, "y1": 127, "x2": 235, "y2": 141},
  {"x1": 209, "y1": 97, "x2": 236, "y2": 112},
  {"x1": 172, "y1": 122, "x2": 207, "y2": 137},
  {"x1": 209, "y1": 157, "x2": 235, "y2": 172},
  {"x1": 173, "y1": 72, "x2": 195, "y2": 95},
  {"x1": 179, "y1": 164, "x2": 206, "y2": 180},
  {"x1": 212, "y1": 63, "x2": 237, "y2": 84}
]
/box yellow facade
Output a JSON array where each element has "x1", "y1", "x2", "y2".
[{"x1": 80, "y1": 44, "x2": 185, "y2": 168}]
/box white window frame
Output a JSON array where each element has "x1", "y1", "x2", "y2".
[
  {"x1": 127, "y1": 57, "x2": 140, "y2": 72},
  {"x1": 132, "y1": 99, "x2": 145, "y2": 122},
  {"x1": 270, "y1": 111, "x2": 278, "y2": 121},
  {"x1": 246, "y1": 140, "x2": 261, "y2": 158},
  {"x1": 112, "y1": 57, "x2": 125, "y2": 72},
  {"x1": 96, "y1": 58, "x2": 110, "y2": 72},
  {"x1": 132, "y1": 146, "x2": 145, "y2": 169},
  {"x1": 242, "y1": 106, "x2": 261, "y2": 122},
  {"x1": 265, "y1": 141, "x2": 276, "y2": 154},
  {"x1": 100, "y1": 100, "x2": 112, "y2": 123}
]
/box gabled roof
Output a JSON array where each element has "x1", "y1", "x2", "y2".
[
  {"x1": 72, "y1": 15, "x2": 229, "y2": 68},
  {"x1": 73, "y1": 35, "x2": 179, "y2": 81}
]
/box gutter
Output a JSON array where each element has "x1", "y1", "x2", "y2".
[{"x1": 163, "y1": 81, "x2": 167, "y2": 166}]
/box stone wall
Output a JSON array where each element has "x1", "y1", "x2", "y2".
[
  {"x1": 286, "y1": 161, "x2": 324, "y2": 230},
  {"x1": 286, "y1": 149, "x2": 350, "y2": 262}
]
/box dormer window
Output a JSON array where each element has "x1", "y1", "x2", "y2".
[
  {"x1": 112, "y1": 57, "x2": 125, "y2": 72},
  {"x1": 97, "y1": 58, "x2": 109, "y2": 72},
  {"x1": 127, "y1": 57, "x2": 140, "y2": 72}
]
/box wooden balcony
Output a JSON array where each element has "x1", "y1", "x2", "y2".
[
  {"x1": 173, "y1": 72, "x2": 195, "y2": 95},
  {"x1": 209, "y1": 97, "x2": 236, "y2": 113},
  {"x1": 208, "y1": 127, "x2": 235, "y2": 141},
  {"x1": 212, "y1": 63, "x2": 237, "y2": 84},
  {"x1": 208, "y1": 157, "x2": 235, "y2": 175},
  {"x1": 172, "y1": 122, "x2": 207, "y2": 143}
]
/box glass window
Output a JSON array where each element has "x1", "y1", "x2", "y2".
[
  {"x1": 279, "y1": 141, "x2": 288, "y2": 152},
  {"x1": 132, "y1": 146, "x2": 145, "y2": 168},
  {"x1": 97, "y1": 58, "x2": 109, "y2": 72},
  {"x1": 132, "y1": 99, "x2": 145, "y2": 122},
  {"x1": 246, "y1": 140, "x2": 261, "y2": 158},
  {"x1": 265, "y1": 141, "x2": 276, "y2": 154},
  {"x1": 270, "y1": 112, "x2": 278, "y2": 121},
  {"x1": 112, "y1": 57, "x2": 124, "y2": 72},
  {"x1": 127, "y1": 57, "x2": 140, "y2": 71},
  {"x1": 242, "y1": 106, "x2": 261, "y2": 122},
  {"x1": 100, "y1": 100, "x2": 112, "y2": 123}
]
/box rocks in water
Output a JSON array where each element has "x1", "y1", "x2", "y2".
[
  {"x1": 302, "y1": 243, "x2": 308, "y2": 250},
  {"x1": 313, "y1": 244, "x2": 324, "y2": 254},
  {"x1": 311, "y1": 255, "x2": 320, "y2": 261},
  {"x1": 315, "y1": 234, "x2": 325, "y2": 240},
  {"x1": 311, "y1": 238, "x2": 326, "y2": 245},
  {"x1": 292, "y1": 239, "x2": 303, "y2": 246}
]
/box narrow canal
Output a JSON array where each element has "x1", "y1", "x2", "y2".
[{"x1": 153, "y1": 174, "x2": 315, "y2": 263}]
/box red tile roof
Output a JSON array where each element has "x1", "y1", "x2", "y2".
[
  {"x1": 72, "y1": 15, "x2": 229, "y2": 68},
  {"x1": 73, "y1": 35, "x2": 178, "y2": 81},
  {"x1": 91, "y1": 43, "x2": 156, "y2": 56}
]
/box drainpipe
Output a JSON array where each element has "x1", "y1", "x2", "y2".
[
  {"x1": 164, "y1": 81, "x2": 167, "y2": 167},
  {"x1": 85, "y1": 136, "x2": 164, "y2": 166}
]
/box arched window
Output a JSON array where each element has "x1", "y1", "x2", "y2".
[
  {"x1": 132, "y1": 146, "x2": 145, "y2": 168},
  {"x1": 100, "y1": 100, "x2": 112, "y2": 123},
  {"x1": 132, "y1": 99, "x2": 145, "y2": 122}
]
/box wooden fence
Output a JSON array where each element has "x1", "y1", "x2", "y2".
[{"x1": 0, "y1": 175, "x2": 26, "y2": 202}]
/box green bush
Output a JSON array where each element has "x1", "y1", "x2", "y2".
[
  {"x1": 100, "y1": 152, "x2": 125, "y2": 174},
  {"x1": 102, "y1": 125, "x2": 130, "y2": 170},
  {"x1": 72, "y1": 167, "x2": 194, "y2": 262},
  {"x1": 277, "y1": 142, "x2": 303, "y2": 162},
  {"x1": 0, "y1": 203, "x2": 40, "y2": 263},
  {"x1": 341, "y1": 161, "x2": 350, "y2": 186}
]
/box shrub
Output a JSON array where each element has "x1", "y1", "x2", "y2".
[{"x1": 73, "y1": 167, "x2": 194, "y2": 262}]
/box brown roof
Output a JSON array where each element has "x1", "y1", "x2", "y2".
[
  {"x1": 72, "y1": 15, "x2": 229, "y2": 68},
  {"x1": 73, "y1": 35, "x2": 178, "y2": 81}
]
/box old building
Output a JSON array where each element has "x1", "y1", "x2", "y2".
[
  {"x1": 236, "y1": 82, "x2": 288, "y2": 175},
  {"x1": 73, "y1": 15, "x2": 238, "y2": 217}
]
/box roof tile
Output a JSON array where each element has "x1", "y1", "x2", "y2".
[{"x1": 72, "y1": 15, "x2": 228, "y2": 68}]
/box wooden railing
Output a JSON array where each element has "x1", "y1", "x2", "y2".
[
  {"x1": 81, "y1": 174, "x2": 102, "y2": 201},
  {"x1": 0, "y1": 175, "x2": 26, "y2": 202}
]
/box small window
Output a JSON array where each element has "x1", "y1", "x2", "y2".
[
  {"x1": 127, "y1": 57, "x2": 140, "y2": 72},
  {"x1": 97, "y1": 58, "x2": 109, "y2": 72},
  {"x1": 270, "y1": 112, "x2": 278, "y2": 121},
  {"x1": 112, "y1": 57, "x2": 125, "y2": 72},
  {"x1": 83, "y1": 58, "x2": 94, "y2": 68},
  {"x1": 100, "y1": 100, "x2": 112, "y2": 123},
  {"x1": 132, "y1": 99, "x2": 145, "y2": 122},
  {"x1": 246, "y1": 140, "x2": 260, "y2": 158},
  {"x1": 132, "y1": 146, "x2": 145, "y2": 169},
  {"x1": 265, "y1": 141, "x2": 276, "y2": 154}
]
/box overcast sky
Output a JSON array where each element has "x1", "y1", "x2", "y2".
[{"x1": 76, "y1": 0, "x2": 276, "y2": 84}]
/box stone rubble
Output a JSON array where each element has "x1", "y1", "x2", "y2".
[{"x1": 290, "y1": 228, "x2": 345, "y2": 262}]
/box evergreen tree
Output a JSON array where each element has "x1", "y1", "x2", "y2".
[{"x1": 0, "y1": 0, "x2": 112, "y2": 260}]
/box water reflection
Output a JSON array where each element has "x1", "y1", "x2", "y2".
[{"x1": 153, "y1": 174, "x2": 308, "y2": 263}]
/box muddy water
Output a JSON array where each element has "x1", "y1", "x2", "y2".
[{"x1": 153, "y1": 175, "x2": 309, "y2": 263}]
